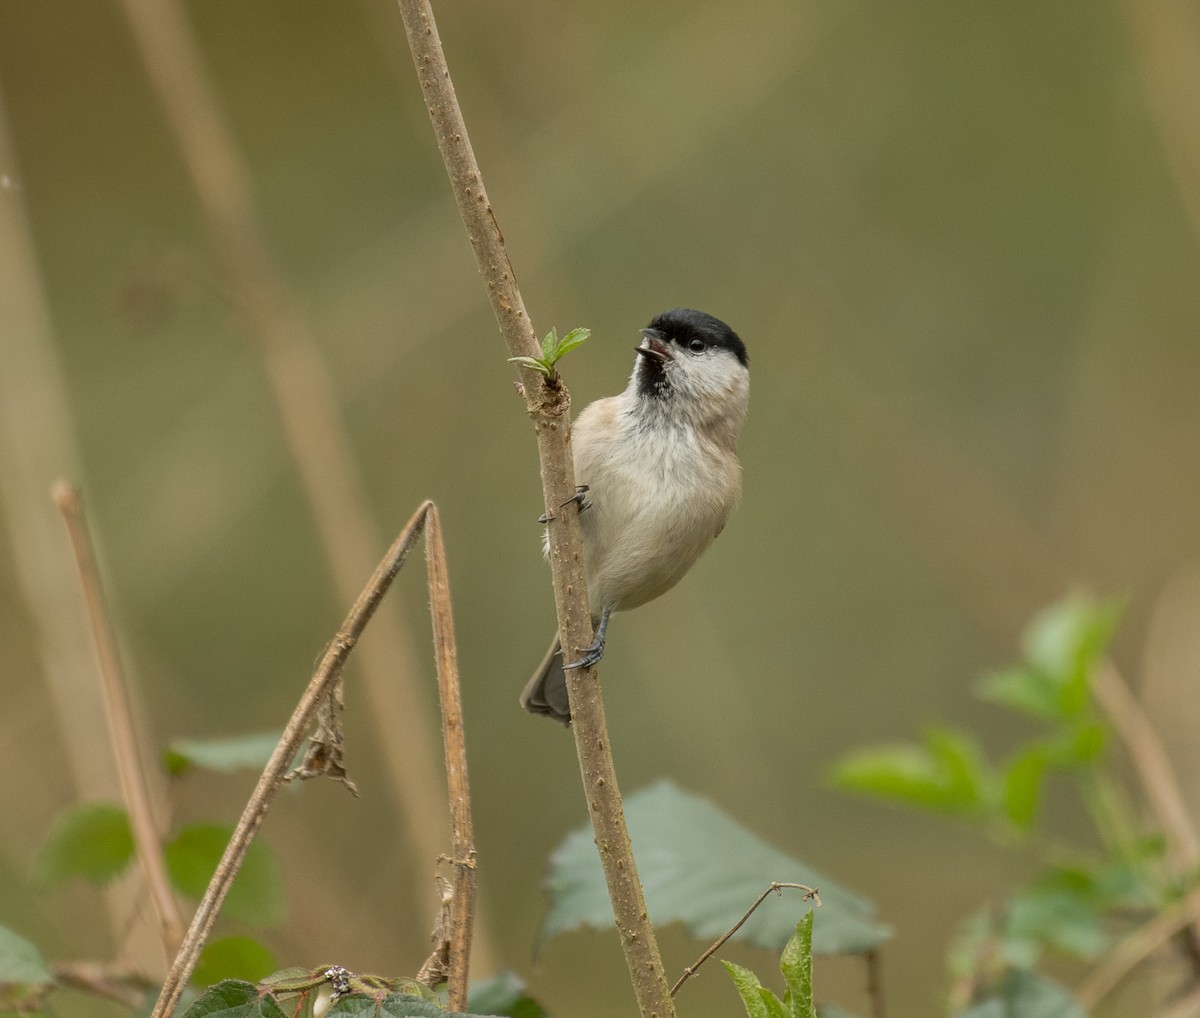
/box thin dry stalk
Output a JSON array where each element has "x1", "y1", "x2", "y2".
[
  {"x1": 148, "y1": 502, "x2": 432, "y2": 1018},
  {"x1": 1122, "y1": 0, "x2": 1200, "y2": 246},
  {"x1": 1077, "y1": 886, "x2": 1200, "y2": 1010},
  {"x1": 1093, "y1": 661, "x2": 1200, "y2": 962},
  {"x1": 671, "y1": 882, "x2": 820, "y2": 996},
  {"x1": 0, "y1": 92, "x2": 138, "y2": 949},
  {"x1": 865, "y1": 947, "x2": 886, "y2": 1018},
  {"x1": 1158, "y1": 982, "x2": 1200, "y2": 1018},
  {"x1": 1093, "y1": 661, "x2": 1200, "y2": 873},
  {"x1": 423, "y1": 506, "x2": 476, "y2": 1009},
  {"x1": 53, "y1": 962, "x2": 153, "y2": 1010},
  {"x1": 394, "y1": 2, "x2": 675, "y2": 1014},
  {"x1": 52, "y1": 482, "x2": 185, "y2": 958}
]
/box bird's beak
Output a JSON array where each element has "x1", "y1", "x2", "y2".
[{"x1": 637, "y1": 327, "x2": 672, "y2": 361}]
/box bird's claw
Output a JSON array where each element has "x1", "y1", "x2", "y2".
[
  {"x1": 563, "y1": 636, "x2": 605, "y2": 671},
  {"x1": 562, "y1": 607, "x2": 610, "y2": 671},
  {"x1": 537, "y1": 485, "x2": 591, "y2": 523}
]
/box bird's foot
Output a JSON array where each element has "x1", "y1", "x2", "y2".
[
  {"x1": 563, "y1": 607, "x2": 610, "y2": 671},
  {"x1": 537, "y1": 485, "x2": 591, "y2": 523}
]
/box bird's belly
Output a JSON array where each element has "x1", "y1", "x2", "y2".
[{"x1": 584, "y1": 489, "x2": 726, "y2": 612}]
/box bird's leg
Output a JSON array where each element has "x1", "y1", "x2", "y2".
[
  {"x1": 537, "y1": 485, "x2": 590, "y2": 522},
  {"x1": 564, "y1": 606, "x2": 611, "y2": 671}
]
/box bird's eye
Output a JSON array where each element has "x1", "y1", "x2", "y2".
[{"x1": 688, "y1": 338, "x2": 706, "y2": 352}]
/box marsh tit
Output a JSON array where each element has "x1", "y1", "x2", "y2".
[{"x1": 520, "y1": 308, "x2": 750, "y2": 724}]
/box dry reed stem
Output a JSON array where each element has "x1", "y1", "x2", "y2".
[
  {"x1": 423, "y1": 505, "x2": 476, "y2": 1009},
  {"x1": 53, "y1": 482, "x2": 185, "y2": 958}
]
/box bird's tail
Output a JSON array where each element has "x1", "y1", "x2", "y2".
[{"x1": 520, "y1": 634, "x2": 571, "y2": 725}]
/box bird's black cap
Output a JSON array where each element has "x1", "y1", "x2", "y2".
[{"x1": 646, "y1": 309, "x2": 748, "y2": 367}]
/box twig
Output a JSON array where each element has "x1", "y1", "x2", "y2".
[
  {"x1": 52, "y1": 482, "x2": 185, "y2": 958},
  {"x1": 1093, "y1": 661, "x2": 1200, "y2": 872},
  {"x1": 865, "y1": 947, "x2": 886, "y2": 1018},
  {"x1": 670, "y1": 882, "x2": 820, "y2": 996},
  {"x1": 394, "y1": 3, "x2": 677, "y2": 1017},
  {"x1": 148, "y1": 502, "x2": 432, "y2": 1018},
  {"x1": 1158, "y1": 981, "x2": 1200, "y2": 1018},
  {"x1": 423, "y1": 505, "x2": 476, "y2": 1010},
  {"x1": 53, "y1": 962, "x2": 154, "y2": 1010},
  {"x1": 1077, "y1": 885, "x2": 1200, "y2": 1010},
  {"x1": 1121, "y1": 0, "x2": 1200, "y2": 250},
  {"x1": 1093, "y1": 660, "x2": 1200, "y2": 963}
]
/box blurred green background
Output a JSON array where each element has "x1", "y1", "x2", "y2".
[{"x1": 3, "y1": 0, "x2": 1200, "y2": 1015}]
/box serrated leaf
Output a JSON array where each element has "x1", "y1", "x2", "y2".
[
  {"x1": 0, "y1": 925, "x2": 54, "y2": 986},
  {"x1": 540, "y1": 328, "x2": 558, "y2": 361},
  {"x1": 955, "y1": 969, "x2": 1085, "y2": 1018},
  {"x1": 181, "y1": 980, "x2": 288, "y2": 1017},
  {"x1": 552, "y1": 328, "x2": 590, "y2": 358},
  {"x1": 723, "y1": 961, "x2": 773, "y2": 1018},
  {"x1": 34, "y1": 802, "x2": 135, "y2": 887},
  {"x1": 194, "y1": 937, "x2": 277, "y2": 988},
  {"x1": 542, "y1": 781, "x2": 888, "y2": 956},
  {"x1": 166, "y1": 733, "x2": 283, "y2": 776},
  {"x1": 329, "y1": 993, "x2": 502, "y2": 1017},
  {"x1": 780, "y1": 912, "x2": 816, "y2": 1018},
  {"x1": 166, "y1": 825, "x2": 284, "y2": 927},
  {"x1": 256, "y1": 967, "x2": 321, "y2": 994},
  {"x1": 830, "y1": 729, "x2": 991, "y2": 817},
  {"x1": 467, "y1": 972, "x2": 546, "y2": 1018}
]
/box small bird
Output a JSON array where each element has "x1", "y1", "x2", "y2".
[{"x1": 520, "y1": 308, "x2": 750, "y2": 724}]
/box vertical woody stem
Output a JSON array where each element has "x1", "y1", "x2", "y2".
[{"x1": 395, "y1": 3, "x2": 676, "y2": 1014}]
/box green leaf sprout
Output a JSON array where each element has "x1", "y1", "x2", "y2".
[{"x1": 507, "y1": 326, "x2": 590, "y2": 379}]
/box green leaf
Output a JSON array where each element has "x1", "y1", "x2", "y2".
[
  {"x1": 976, "y1": 668, "x2": 1061, "y2": 721},
  {"x1": 166, "y1": 733, "x2": 282, "y2": 776},
  {"x1": 830, "y1": 729, "x2": 992, "y2": 817},
  {"x1": 34, "y1": 802, "x2": 135, "y2": 886},
  {"x1": 0, "y1": 925, "x2": 54, "y2": 986},
  {"x1": 760, "y1": 988, "x2": 790, "y2": 1018},
  {"x1": 165, "y1": 825, "x2": 284, "y2": 927},
  {"x1": 978, "y1": 596, "x2": 1122, "y2": 721},
  {"x1": 542, "y1": 781, "x2": 888, "y2": 956},
  {"x1": 466, "y1": 972, "x2": 546, "y2": 1018},
  {"x1": 955, "y1": 969, "x2": 1085, "y2": 1018},
  {"x1": 509, "y1": 326, "x2": 589, "y2": 380},
  {"x1": 1043, "y1": 722, "x2": 1107, "y2": 767},
  {"x1": 181, "y1": 980, "x2": 288, "y2": 1017},
  {"x1": 723, "y1": 961, "x2": 774, "y2": 1018},
  {"x1": 329, "y1": 994, "x2": 503, "y2": 1016},
  {"x1": 1004, "y1": 874, "x2": 1107, "y2": 961},
  {"x1": 780, "y1": 912, "x2": 816, "y2": 1018},
  {"x1": 1001, "y1": 746, "x2": 1049, "y2": 829},
  {"x1": 194, "y1": 937, "x2": 277, "y2": 988},
  {"x1": 552, "y1": 327, "x2": 590, "y2": 358},
  {"x1": 1025, "y1": 595, "x2": 1121, "y2": 719},
  {"x1": 1023, "y1": 595, "x2": 1120, "y2": 679},
  {"x1": 505, "y1": 356, "x2": 552, "y2": 379}
]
